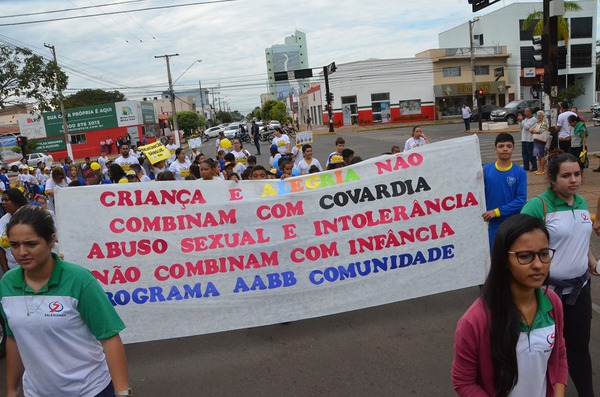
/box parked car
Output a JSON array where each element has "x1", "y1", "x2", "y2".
[
  {"x1": 470, "y1": 104, "x2": 501, "y2": 121},
  {"x1": 490, "y1": 99, "x2": 541, "y2": 125},
  {"x1": 8, "y1": 152, "x2": 45, "y2": 172}
]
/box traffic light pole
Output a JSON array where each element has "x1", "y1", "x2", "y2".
[{"x1": 323, "y1": 66, "x2": 334, "y2": 133}]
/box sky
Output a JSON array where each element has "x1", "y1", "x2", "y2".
[{"x1": 0, "y1": 0, "x2": 595, "y2": 114}]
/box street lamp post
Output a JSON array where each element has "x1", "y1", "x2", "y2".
[
  {"x1": 469, "y1": 16, "x2": 480, "y2": 124},
  {"x1": 154, "y1": 57, "x2": 202, "y2": 146},
  {"x1": 155, "y1": 53, "x2": 180, "y2": 145}
]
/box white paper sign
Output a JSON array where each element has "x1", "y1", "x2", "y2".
[{"x1": 56, "y1": 135, "x2": 489, "y2": 343}]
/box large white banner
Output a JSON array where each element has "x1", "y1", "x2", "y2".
[{"x1": 56, "y1": 135, "x2": 489, "y2": 343}]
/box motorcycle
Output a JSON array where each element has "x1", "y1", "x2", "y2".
[
  {"x1": 235, "y1": 130, "x2": 252, "y2": 144},
  {"x1": 591, "y1": 103, "x2": 600, "y2": 126}
]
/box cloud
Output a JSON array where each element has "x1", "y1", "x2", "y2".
[{"x1": 0, "y1": 0, "x2": 591, "y2": 113}]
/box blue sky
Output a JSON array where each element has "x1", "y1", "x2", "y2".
[{"x1": 0, "y1": 0, "x2": 596, "y2": 114}]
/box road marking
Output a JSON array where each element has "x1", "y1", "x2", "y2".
[{"x1": 593, "y1": 302, "x2": 600, "y2": 315}]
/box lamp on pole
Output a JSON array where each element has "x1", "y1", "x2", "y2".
[
  {"x1": 469, "y1": 16, "x2": 481, "y2": 116},
  {"x1": 173, "y1": 59, "x2": 202, "y2": 84}
]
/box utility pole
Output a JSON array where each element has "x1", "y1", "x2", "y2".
[
  {"x1": 155, "y1": 53, "x2": 180, "y2": 146},
  {"x1": 198, "y1": 80, "x2": 204, "y2": 121},
  {"x1": 44, "y1": 43, "x2": 74, "y2": 160},
  {"x1": 469, "y1": 17, "x2": 480, "y2": 121}
]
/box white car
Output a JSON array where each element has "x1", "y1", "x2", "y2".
[
  {"x1": 224, "y1": 124, "x2": 239, "y2": 139},
  {"x1": 268, "y1": 120, "x2": 281, "y2": 130},
  {"x1": 204, "y1": 126, "x2": 225, "y2": 139},
  {"x1": 9, "y1": 152, "x2": 45, "y2": 172}
]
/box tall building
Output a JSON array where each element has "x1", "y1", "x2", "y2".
[
  {"x1": 438, "y1": 1, "x2": 596, "y2": 109},
  {"x1": 265, "y1": 30, "x2": 310, "y2": 103}
]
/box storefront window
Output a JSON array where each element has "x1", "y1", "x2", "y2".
[
  {"x1": 438, "y1": 97, "x2": 470, "y2": 117},
  {"x1": 371, "y1": 93, "x2": 390, "y2": 123},
  {"x1": 341, "y1": 96, "x2": 358, "y2": 125}
]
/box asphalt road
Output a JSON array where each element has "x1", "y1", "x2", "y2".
[{"x1": 1, "y1": 123, "x2": 599, "y2": 397}]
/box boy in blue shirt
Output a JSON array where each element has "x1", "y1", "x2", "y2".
[{"x1": 482, "y1": 132, "x2": 528, "y2": 252}]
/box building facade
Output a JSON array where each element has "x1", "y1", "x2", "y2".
[
  {"x1": 416, "y1": 46, "x2": 512, "y2": 118},
  {"x1": 439, "y1": 1, "x2": 597, "y2": 109},
  {"x1": 322, "y1": 58, "x2": 435, "y2": 126},
  {"x1": 17, "y1": 100, "x2": 158, "y2": 160},
  {"x1": 265, "y1": 30, "x2": 310, "y2": 103}
]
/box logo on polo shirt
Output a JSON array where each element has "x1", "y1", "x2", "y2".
[
  {"x1": 506, "y1": 177, "x2": 516, "y2": 186},
  {"x1": 49, "y1": 301, "x2": 64, "y2": 313},
  {"x1": 581, "y1": 213, "x2": 591, "y2": 223},
  {"x1": 44, "y1": 301, "x2": 67, "y2": 317},
  {"x1": 546, "y1": 332, "x2": 555, "y2": 349}
]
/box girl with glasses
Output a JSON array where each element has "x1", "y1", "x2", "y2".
[
  {"x1": 452, "y1": 214, "x2": 567, "y2": 397},
  {"x1": 520, "y1": 151, "x2": 598, "y2": 397}
]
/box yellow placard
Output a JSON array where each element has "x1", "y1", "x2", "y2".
[{"x1": 139, "y1": 141, "x2": 172, "y2": 164}]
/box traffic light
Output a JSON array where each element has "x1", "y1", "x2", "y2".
[
  {"x1": 16, "y1": 136, "x2": 28, "y2": 147},
  {"x1": 532, "y1": 35, "x2": 547, "y2": 66},
  {"x1": 326, "y1": 92, "x2": 334, "y2": 102},
  {"x1": 327, "y1": 103, "x2": 332, "y2": 111}
]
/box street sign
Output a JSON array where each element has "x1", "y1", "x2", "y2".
[
  {"x1": 468, "y1": 0, "x2": 500, "y2": 12},
  {"x1": 274, "y1": 68, "x2": 314, "y2": 81}
]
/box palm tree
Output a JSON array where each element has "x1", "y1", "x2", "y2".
[{"x1": 521, "y1": 1, "x2": 581, "y2": 45}]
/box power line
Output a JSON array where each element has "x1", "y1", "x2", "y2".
[
  {"x1": 0, "y1": 0, "x2": 237, "y2": 27},
  {"x1": 0, "y1": 0, "x2": 148, "y2": 19}
]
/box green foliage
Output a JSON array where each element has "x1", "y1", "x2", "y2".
[
  {"x1": 176, "y1": 111, "x2": 201, "y2": 132},
  {"x1": 556, "y1": 82, "x2": 585, "y2": 105},
  {"x1": 0, "y1": 44, "x2": 68, "y2": 111},
  {"x1": 260, "y1": 100, "x2": 280, "y2": 121},
  {"x1": 521, "y1": 2, "x2": 581, "y2": 45},
  {"x1": 269, "y1": 102, "x2": 287, "y2": 122},
  {"x1": 248, "y1": 106, "x2": 261, "y2": 120},
  {"x1": 216, "y1": 111, "x2": 232, "y2": 123},
  {"x1": 230, "y1": 110, "x2": 243, "y2": 120},
  {"x1": 63, "y1": 89, "x2": 126, "y2": 109}
]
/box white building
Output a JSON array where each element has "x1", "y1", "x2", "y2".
[
  {"x1": 322, "y1": 58, "x2": 435, "y2": 126},
  {"x1": 439, "y1": 0, "x2": 596, "y2": 109}
]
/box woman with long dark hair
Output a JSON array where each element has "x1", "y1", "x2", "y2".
[
  {"x1": 452, "y1": 214, "x2": 567, "y2": 396},
  {"x1": 0, "y1": 205, "x2": 131, "y2": 396},
  {"x1": 522, "y1": 151, "x2": 598, "y2": 396}
]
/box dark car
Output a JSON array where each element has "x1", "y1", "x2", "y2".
[
  {"x1": 490, "y1": 99, "x2": 541, "y2": 125},
  {"x1": 470, "y1": 104, "x2": 500, "y2": 121}
]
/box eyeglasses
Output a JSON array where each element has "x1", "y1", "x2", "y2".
[{"x1": 507, "y1": 248, "x2": 555, "y2": 265}]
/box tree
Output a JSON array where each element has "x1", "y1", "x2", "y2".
[
  {"x1": 216, "y1": 111, "x2": 232, "y2": 124},
  {"x1": 172, "y1": 111, "x2": 200, "y2": 133},
  {"x1": 521, "y1": 2, "x2": 582, "y2": 45},
  {"x1": 260, "y1": 100, "x2": 280, "y2": 121},
  {"x1": 556, "y1": 82, "x2": 585, "y2": 105},
  {"x1": 0, "y1": 44, "x2": 68, "y2": 111},
  {"x1": 63, "y1": 89, "x2": 126, "y2": 109},
  {"x1": 248, "y1": 106, "x2": 261, "y2": 120},
  {"x1": 269, "y1": 102, "x2": 287, "y2": 122}
]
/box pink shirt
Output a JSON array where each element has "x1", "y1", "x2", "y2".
[{"x1": 452, "y1": 288, "x2": 567, "y2": 396}]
